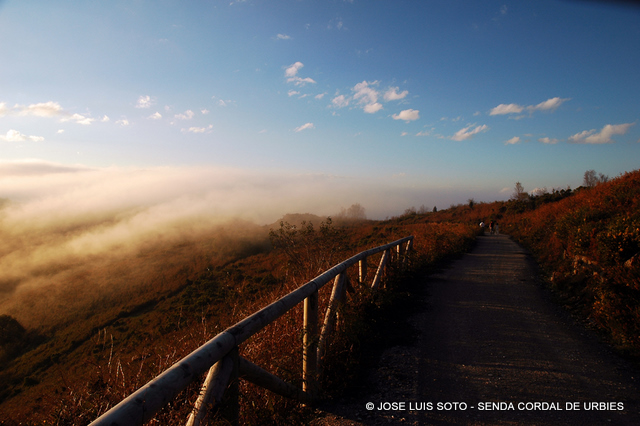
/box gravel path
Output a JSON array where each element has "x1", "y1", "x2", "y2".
[{"x1": 312, "y1": 234, "x2": 640, "y2": 425}]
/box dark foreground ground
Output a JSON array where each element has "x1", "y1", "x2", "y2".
[{"x1": 312, "y1": 234, "x2": 640, "y2": 425}]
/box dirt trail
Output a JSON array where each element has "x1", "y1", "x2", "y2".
[{"x1": 313, "y1": 234, "x2": 640, "y2": 425}]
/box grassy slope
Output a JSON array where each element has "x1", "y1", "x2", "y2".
[
  {"x1": 4, "y1": 169, "x2": 638, "y2": 423},
  {"x1": 0, "y1": 214, "x2": 477, "y2": 424}
]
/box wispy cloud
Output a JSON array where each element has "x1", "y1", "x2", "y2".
[
  {"x1": 3, "y1": 101, "x2": 96, "y2": 125},
  {"x1": 183, "y1": 125, "x2": 213, "y2": 134},
  {"x1": 352, "y1": 80, "x2": 382, "y2": 113},
  {"x1": 490, "y1": 103, "x2": 524, "y2": 115},
  {"x1": 60, "y1": 113, "x2": 95, "y2": 125},
  {"x1": 135, "y1": 95, "x2": 155, "y2": 109},
  {"x1": 332, "y1": 94, "x2": 349, "y2": 108},
  {"x1": 0, "y1": 129, "x2": 44, "y2": 142},
  {"x1": 529, "y1": 97, "x2": 569, "y2": 112},
  {"x1": 392, "y1": 109, "x2": 420, "y2": 122},
  {"x1": 568, "y1": 122, "x2": 634, "y2": 144},
  {"x1": 275, "y1": 34, "x2": 291, "y2": 40},
  {"x1": 450, "y1": 124, "x2": 488, "y2": 141},
  {"x1": 17, "y1": 101, "x2": 64, "y2": 117},
  {"x1": 504, "y1": 136, "x2": 520, "y2": 145},
  {"x1": 295, "y1": 122, "x2": 315, "y2": 132},
  {"x1": 175, "y1": 110, "x2": 195, "y2": 120},
  {"x1": 329, "y1": 82, "x2": 410, "y2": 116},
  {"x1": 285, "y1": 62, "x2": 316, "y2": 86},
  {"x1": 490, "y1": 97, "x2": 570, "y2": 116},
  {"x1": 538, "y1": 137, "x2": 559, "y2": 144},
  {"x1": 383, "y1": 87, "x2": 409, "y2": 101}
]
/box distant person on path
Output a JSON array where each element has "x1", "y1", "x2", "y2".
[
  {"x1": 489, "y1": 220, "x2": 495, "y2": 235},
  {"x1": 495, "y1": 222, "x2": 500, "y2": 234},
  {"x1": 479, "y1": 221, "x2": 485, "y2": 235}
]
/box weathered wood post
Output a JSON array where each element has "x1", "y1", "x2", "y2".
[
  {"x1": 186, "y1": 350, "x2": 236, "y2": 426},
  {"x1": 303, "y1": 291, "x2": 318, "y2": 398},
  {"x1": 359, "y1": 259, "x2": 367, "y2": 285},
  {"x1": 317, "y1": 273, "x2": 346, "y2": 374},
  {"x1": 371, "y1": 249, "x2": 390, "y2": 290}
]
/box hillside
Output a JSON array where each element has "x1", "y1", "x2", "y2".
[
  {"x1": 0, "y1": 213, "x2": 476, "y2": 424},
  {"x1": 1, "y1": 169, "x2": 639, "y2": 424}
]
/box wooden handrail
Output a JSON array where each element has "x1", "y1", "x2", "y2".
[{"x1": 89, "y1": 235, "x2": 414, "y2": 426}]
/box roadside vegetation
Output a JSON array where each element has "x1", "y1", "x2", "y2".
[{"x1": 0, "y1": 206, "x2": 476, "y2": 425}]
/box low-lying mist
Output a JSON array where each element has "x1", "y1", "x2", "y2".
[{"x1": 0, "y1": 160, "x2": 473, "y2": 330}]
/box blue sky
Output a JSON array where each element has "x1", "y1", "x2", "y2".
[{"x1": 0, "y1": 0, "x2": 639, "y2": 219}]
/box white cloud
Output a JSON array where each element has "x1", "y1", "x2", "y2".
[
  {"x1": 401, "y1": 132, "x2": 408, "y2": 136},
  {"x1": 490, "y1": 103, "x2": 524, "y2": 115},
  {"x1": 490, "y1": 97, "x2": 570, "y2": 116},
  {"x1": 201, "y1": 109, "x2": 210, "y2": 115},
  {"x1": 416, "y1": 130, "x2": 430, "y2": 136},
  {"x1": 332, "y1": 94, "x2": 349, "y2": 108},
  {"x1": 148, "y1": 112, "x2": 162, "y2": 120},
  {"x1": 175, "y1": 110, "x2": 195, "y2": 120},
  {"x1": 539, "y1": 137, "x2": 559, "y2": 144},
  {"x1": 116, "y1": 119, "x2": 130, "y2": 126},
  {"x1": 450, "y1": 124, "x2": 488, "y2": 141},
  {"x1": 0, "y1": 129, "x2": 44, "y2": 142},
  {"x1": 101, "y1": 115, "x2": 110, "y2": 122},
  {"x1": 392, "y1": 109, "x2": 420, "y2": 122},
  {"x1": 383, "y1": 87, "x2": 409, "y2": 101},
  {"x1": 285, "y1": 62, "x2": 303, "y2": 78},
  {"x1": 57, "y1": 129, "x2": 65, "y2": 134},
  {"x1": 183, "y1": 125, "x2": 213, "y2": 134},
  {"x1": 135, "y1": 95, "x2": 154, "y2": 109},
  {"x1": 60, "y1": 113, "x2": 94, "y2": 125},
  {"x1": 315, "y1": 93, "x2": 326, "y2": 100},
  {"x1": 504, "y1": 136, "x2": 520, "y2": 145},
  {"x1": 284, "y1": 62, "x2": 316, "y2": 86},
  {"x1": 352, "y1": 80, "x2": 381, "y2": 113},
  {"x1": 276, "y1": 34, "x2": 291, "y2": 40},
  {"x1": 288, "y1": 90, "x2": 300, "y2": 97},
  {"x1": 528, "y1": 97, "x2": 570, "y2": 112},
  {"x1": 295, "y1": 122, "x2": 315, "y2": 132},
  {"x1": 18, "y1": 101, "x2": 64, "y2": 117},
  {"x1": 568, "y1": 122, "x2": 635, "y2": 144},
  {"x1": 6, "y1": 101, "x2": 98, "y2": 125},
  {"x1": 364, "y1": 102, "x2": 383, "y2": 113}
]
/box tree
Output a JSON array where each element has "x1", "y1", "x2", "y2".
[
  {"x1": 583, "y1": 169, "x2": 610, "y2": 188},
  {"x1": 337, "y1": 203, "x2": 367, "y2": 221},
  {"x1": 583, "y1": 170, "x2": 598, "y2": 188},
  {"x1": 511, "y1": 182, "x2": 528, "y2": 201}
]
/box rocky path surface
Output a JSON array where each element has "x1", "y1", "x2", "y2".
[{"x1": 312, "y1": 234, "x2": 640, "y2": 425}]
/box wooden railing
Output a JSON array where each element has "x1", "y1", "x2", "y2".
[{"x1": 89, "y1": 236, "x2": 414, "y2": 426}]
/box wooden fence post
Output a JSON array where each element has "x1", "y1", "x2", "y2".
[
  {"x1": 371, "y1": 249, "x2": 390, "y2": 290},
  {"x1": 317, "y1": 273, "x2": 346, "y2": 374},
  {"x1": 186, "y1": 350, "x2": 236, "y2": 426},
  {"x1": 303, "y1": 291, "x2": 318, "y2": 398},
  {"x1": 359, "y1": 259, "x2": 367, "y2": 285}
]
